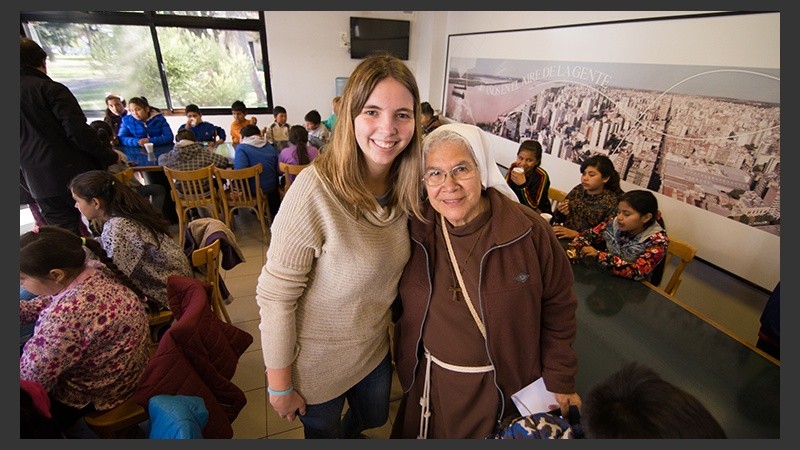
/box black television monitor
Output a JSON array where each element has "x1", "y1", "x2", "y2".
[{"x1": 349, "y1": 17, "x2": 410, "y2": 60}]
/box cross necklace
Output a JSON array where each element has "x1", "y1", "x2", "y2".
[{"x1": 443, "y1": 219, "x2": 488, "y2": 302}]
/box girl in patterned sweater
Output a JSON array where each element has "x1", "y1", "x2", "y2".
[
  {"x1": 69, "y1": 170, "x2": 193, "y2": 311},
  {"x1": 20, "y1": 226, "x2": 150, "y2": 435},
  {"x1": 552, "y1": 154, "x2": 624, "y2": 240},
  {"x1": 568, "y1": 189, "x2": 668, "y2": 283}
]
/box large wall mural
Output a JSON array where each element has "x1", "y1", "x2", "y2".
[{"x1": 445, "y1": 58, "x2": 780, "y2": 237}]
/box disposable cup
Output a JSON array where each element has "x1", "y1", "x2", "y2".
[
  {"x1": 144, "y1": 143, "x2": 154, "y2": 154},
  {"x1": 512, "y1": 167, "x2": 524, "y2": 175}
]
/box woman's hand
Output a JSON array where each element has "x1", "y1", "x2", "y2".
[
  {"x1": 553, "y1": 392, "x2": 582, "y2": 418},
  {"x1": 269, "y1": 390, "x2": 307, "y2": 422},
  {"x1": 580, "y1": 246, "x2": 599, "y2": 258},
  {"x1": 552, "y1": 226, "x2": 578, "y2": 240},
  {"x1": 138, "y1": 137, "x2": 150, "y2": 146}
]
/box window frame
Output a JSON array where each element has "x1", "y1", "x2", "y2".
[{"x1": 19, "y1": 10, "x2": 274, "y2": 116}]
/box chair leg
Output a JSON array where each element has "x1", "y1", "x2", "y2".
[
  {"x1": 256, "y1": 205, "x2": 269, "y2": 242},
  {"x1": 177, "y1": 208, "x2": 186, "y2": 247}
]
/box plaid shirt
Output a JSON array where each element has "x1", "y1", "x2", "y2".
[{"x1": 158, "y1": 141, "x2": 230, "y2": 192}]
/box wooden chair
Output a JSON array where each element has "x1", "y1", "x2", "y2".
[
  {"x1": 112, "y1": 166, "x2": 135, "y2": 185},
  {"x1": 163, "y1": 165, "x2": 221, "y2": 246},
  {"x1": 278, "y1": 162, "x2": 310, "y2": 196},
  {"x1": 84, "y1": 397, "x2": 148, "y2": 438},
  {"x1": 148, "y1": 309, "x2": 173, "y2": 345},
  {"x1": 213, "y1": 164, "x2": 270, "y2": 241},
  {"x1": 191, "y1": 239, "x2": 230, "y2": 324},
  {"x1": 660, "y1": 237, "x2": 697, "y2": 297},
  {"x1": 548, "y1": 186, "x2": 567, "y2": 212}
]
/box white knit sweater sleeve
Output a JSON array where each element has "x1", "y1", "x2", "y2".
[{"x1": 256, "y1": 169, "x2": 324, "y2": 369}]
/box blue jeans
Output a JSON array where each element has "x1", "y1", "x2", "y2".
[{"x1": 299, "y1": 352, "x2": 392, "y2": 439}]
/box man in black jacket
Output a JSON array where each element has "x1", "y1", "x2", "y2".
[{"x1": 20, "y1": 37, "x2": 120, "y2": 236}]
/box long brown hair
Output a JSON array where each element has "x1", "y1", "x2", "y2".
[{"x1": 314, "y1": 54, "x2": 423, "y2": 220}]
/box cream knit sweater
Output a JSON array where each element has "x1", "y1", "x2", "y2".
[{"x1": 256, "y1": 166, "x2": 410, "y2": 404}]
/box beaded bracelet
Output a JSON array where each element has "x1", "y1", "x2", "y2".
[{"x1": 267, "y1": 386, "x2": 294, "y2": 396}]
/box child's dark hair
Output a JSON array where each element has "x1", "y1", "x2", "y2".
[
  {"x1": 240, "y1": 124, "x2": 261, "y2": 138},
  {"x1": 304, "y1": 110, "x2": 321, "y2": 125},
  {"x1": 619, "y1": 190, "x2": 663, "y2": 228},
  {"x1": 518, "y1": 140, "x2": 543, "y2": 162},
  {"x1": 618, "y1": 189, "x2": 666, "y2": 285},
  {"x1": 273, "y1": 105, "x2": 287, "y2": 116},
  {"x1": 69, "y1": 170, "x2": 171, "y2": 242},
  {"x1": 176, "y1": 129, "x2": 197, "y2": 142},
  {"x1": 288, "y1": 125, "x2": 310, "y2": 164},
  {"x1": 231, "y1": 100, "x2": 247, "y2": 113},
  {"x1": 20, "y1": 225, "x2": 147, "y2": 301},
  {"x1": 580, "y1": 154, "x2": 623, "y2": 194},
  {"x1": 128, "y1": 96, "x2": 158, "y2": 113},
  {"x1": 89, "y1": 120, "x2": 115, "y2": 150},
  {"x1": 582, "y1": 362, "x2": 726, "y2": 438},
  {"x1": 185, "y1": 104, "x2": 201, "y2": 115}
]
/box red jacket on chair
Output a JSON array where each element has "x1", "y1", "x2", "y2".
[{"x1": 133, "y1": 275, "x2": 253, "y2": 438}]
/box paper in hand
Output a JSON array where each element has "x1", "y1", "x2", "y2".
[{"x1": 511, "y1": 377, "x2": 558, "y2": 416}]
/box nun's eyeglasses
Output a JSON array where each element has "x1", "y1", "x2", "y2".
[{"x1": 422, "y1": 164, "x2": 477, "y2": 186}]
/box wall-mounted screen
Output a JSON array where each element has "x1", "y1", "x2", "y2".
[{"x1": 349, "y1": 17, "x2": 410, "y2": 60}]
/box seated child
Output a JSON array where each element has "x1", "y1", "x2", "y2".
[
  {"x1": 322, "y1": 95, "x2": 340, "y2": 131},
  {"x1": 103, "y1": 94, "x2": 126, "y2": 145},
  {"x1": 552, "y1": 154, "x2": 624, "y2": 240},
  {"x1": 264, "y1": 105, "x2": 291, "y2": 151},
  {"x1": 505, "y1": 139, "x2": 552, "y2": 214},
  {"x1": 567, "y1": 189, "x2": 668, "y2": 283},
  {"x1": 230, "y1": 100, "x2": 258, "y2": 145},
  {"x1": 70, "y1": 170, "x2": 194, "y2": 311},
  {"x1": 279, "y1": 125, "x2": 319, "y2": 185},
  {"x1": 117, "y1": 96, "x2": 174, "y2": 147},
  {"x1": 178, "y1": 104, "x2": 226, "y2": 146},
  {"x1": 304, "y1": 109, "x2": 330, "y2": 150},
  {"x1": 582, "y1": 362, "x2": 726, "y2": 438},
  {"x1": 158, "y1": 129, "x2": 230, "y2": 197},
  {"x1": 234, "y1": 124, "x2": 282, "y2": 220},
  {"x1": 158, "y1": 129, "x2": 230, "y2": 171},
  {"x1": 20, "y1": 226, "x2": 150, "y2": 435}
]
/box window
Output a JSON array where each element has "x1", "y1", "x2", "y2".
[{"x1": 20, "y1": 11, "x2": 273, "y2": 116}]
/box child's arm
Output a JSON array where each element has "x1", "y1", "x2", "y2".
[
  {"x1": 214, "y1": 125, "x2": 226, "y2": 142},
  {"x1": 598, "y1": 231, "x2": 668, "y2": 280},
  {"x1": 117, "y1": 119, "x2": 140, "y2": 147},
  {"x1": 147, "y1": 116, "x2": 175, "y2": 146}
]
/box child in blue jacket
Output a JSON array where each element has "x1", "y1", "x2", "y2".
[{"x1": 118, "y1": 96, "x2": 174, "y2": 147}]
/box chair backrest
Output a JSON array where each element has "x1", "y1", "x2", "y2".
[
  {"x1": 163, "y1": 165, "x2": 220, "y2": 246},
  {"x1": 279, "y1": 162, "x2": 310, "y2": 192},
  {"x1": 548, "y1": 187, "x2": 567, "y2": 211},
  {"x1": 213, "y1": 164, "x2": 270, "y2": 237},
  {"x1": 190, "y1": 239, "x2": 230, "y2": 324},
  {"x1": 112, "y1": 167, "x2": 135, "y2": 186},
  {"x1": 661, "y1": 237, "x2": 697, "y2": 297}
]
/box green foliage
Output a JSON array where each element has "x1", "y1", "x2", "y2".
[{"x1": 158, "y1": 28, "x2": 252, "y2": 106}]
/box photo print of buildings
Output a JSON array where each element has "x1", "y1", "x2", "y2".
[{"x1": 445, "y1": 58, "x2": 780, "y2": 236}]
